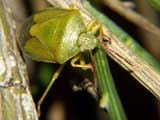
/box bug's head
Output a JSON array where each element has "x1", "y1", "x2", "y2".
[{"x1": 78, "y1": 32, "x2": 97, "y2": 52}]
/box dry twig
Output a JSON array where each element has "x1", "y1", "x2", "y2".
[{"x1": 102, "y1": 0, "x2": 160, "y2": 38}]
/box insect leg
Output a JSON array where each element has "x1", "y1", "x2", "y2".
[
  {"x1": 89, "y1": 50, "x2": 97, "y2": 87},
  {"x1": 70, "y1": 53, "x2": 93, "y2": 70},
  {"x1": 87, "y1": 20, "x2": 101, "y2": 34},
  {"x1": 37, "y1": 63, "x2": 65, "y2": 116},
  {"x1": 100, "y1": 26, "x2": 112, "y2": 43},
  {"x1": 87, "y1": 20, "x2": 112, "y2": 43}
]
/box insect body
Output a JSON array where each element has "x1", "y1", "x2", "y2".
[
  {"x1": 19, "y1": 7, "x2": 97, "y2": 64},
  {"x1": 18, "y1": 7, "x2": 99, "y2": 116}
]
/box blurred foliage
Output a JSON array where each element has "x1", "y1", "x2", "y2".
[{"x1": 146, "y1": 0, "x2": 160, "y2": 10}]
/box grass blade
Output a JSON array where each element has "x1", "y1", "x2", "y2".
[{"x1": 94, "y1": 45, "x2": 127, "y2": 120}]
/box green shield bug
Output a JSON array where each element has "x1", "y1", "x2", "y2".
[
  {"x1": 19, "y1": 7, "x2": 97, "y2": 64},
  {"x1": 18, "y1": 7, "x2": 101, "y2": 116}
]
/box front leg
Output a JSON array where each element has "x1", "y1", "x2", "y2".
[
  {"x1": 87, "y1": 20, "x2": 111, "y2": 43},
  {"x1": 70, "y1": 53, "x2": 93, "y2": 71}
]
